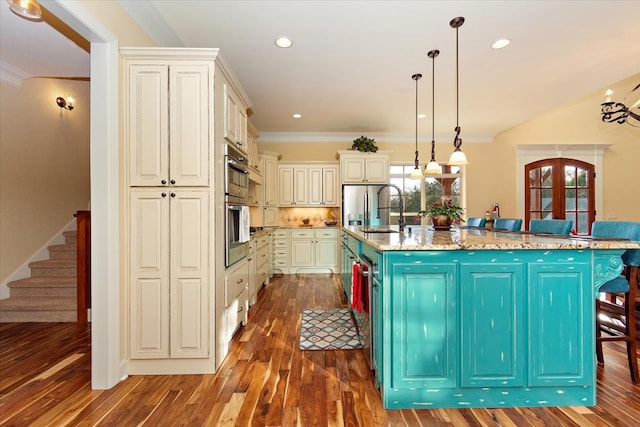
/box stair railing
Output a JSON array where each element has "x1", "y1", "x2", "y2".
[{"x1": 74, "y1": 211, "x2": 91, "y2": 323}]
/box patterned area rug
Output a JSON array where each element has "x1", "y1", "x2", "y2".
[{"x1": 299, "y1": 308, "x2": 363, "y2": 351}]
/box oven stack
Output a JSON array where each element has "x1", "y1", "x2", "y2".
[{"x1": 224, "y1": 145, "x2": 250, "y2": 267}]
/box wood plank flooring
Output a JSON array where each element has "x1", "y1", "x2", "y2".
[{"x1": 1, "y1": 273, "x2": 639, "y2": 426}]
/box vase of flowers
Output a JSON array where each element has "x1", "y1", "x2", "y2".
[{"x1": 419, "y1": 200, "x2": 464, "y2": 230}]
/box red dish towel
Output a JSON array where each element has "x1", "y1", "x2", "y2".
[{"x1": 352, "y1": 262, "x2": 361, "y2": 312}]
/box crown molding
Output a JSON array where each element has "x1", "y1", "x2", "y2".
[
  {"x1": 0, "y1": 61, "x2": 31, "y2": 88},
  {"x1": 258, "y1": 131, "x2": 493, "y2": 144}
]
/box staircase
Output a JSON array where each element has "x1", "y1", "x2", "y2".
[{"x1": 0, "y1": 231, "x2": 77, "y2": 322}]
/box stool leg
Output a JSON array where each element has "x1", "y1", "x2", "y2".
[
  {"x1": 624, "y1": 268, "x2": 639, "y2": 383},
  {"x1": 596, "y1": 299, "x2": 604, "y2": 364}
]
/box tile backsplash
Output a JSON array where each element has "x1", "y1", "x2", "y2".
[{"x1": 278, "y1": 207, "x2": 340, "y2": 227}]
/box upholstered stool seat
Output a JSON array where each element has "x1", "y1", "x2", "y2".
[
  {"x1": 493, "y1": 218, "x2": 522, "y2": 231},
  {"x1": 529, "y1": 219, "x2": 573, "y2": 235},
  {"x1": 466, "y1": 217, "x2": 486, "y2": 228}
]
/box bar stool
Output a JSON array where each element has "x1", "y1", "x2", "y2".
[
  {"x1": 592, "y1": 220, "x2": 640, "y2": 383},
  {"x1": 466, "y1": 217, "x2": 486, "y2": 228},
  {"x1": 493, "y1": 218, "x2": 522, "y2": 231},
  {"x1": 529, "y1": 219, "x2": 573, "y2": 235}
]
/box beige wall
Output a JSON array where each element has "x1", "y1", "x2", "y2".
[
  {"x1": 259, "y1": 73, "x2": 640, "y2": 222},
  {"x1": 1, "y1": 78, "x2": 90, "y2": 282}
]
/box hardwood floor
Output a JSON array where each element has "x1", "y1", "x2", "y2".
[{"x1": 1, "y1": 273, "x2": 639, "y2": 426}]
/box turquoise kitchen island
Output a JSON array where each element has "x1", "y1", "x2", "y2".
[{"x1": 341, "y1": 225, "x2": 639, "y2": 409}]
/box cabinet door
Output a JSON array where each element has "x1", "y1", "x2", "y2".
[
  {"x1": 263, "y1": 156, "x2": 279, "y2": 206},
  {"x1": 278, "y1": 167, "x2": 294, "y2": 205},
  {"x1": 459, "y1": 263, "x2": 524, "y2": 387},
  {"x1": 263, "y1": 207, "x2": 278, "y2": 226},
  {"x1": 170, "y1": 191, "x2": 209, "y2": 358},
  {"x1": 293, "y1": 168, "x2": 308, "y2": 205},
  {"x1": 342, "y1": 158, "x2": 366, "y2": 183},
  {"x1": 315, "y1": 239, "x2": 337, "y2": 267},
  {"x1": 364, "y1": 157, "x2": 389, "y2": 183},
  {"x1": 128, "y1": 65, "x2": 169, "y2": 187},
  {"x1": 169, "y1": 65, "x2": 209, "y2": 186},
  {"x1": 130, "y1": 190, "x2": 170, "y2": 359},
  {"x1": 527, "y1": 262, "x2": 591, "y2": 386},
  {"x1": 323, "y1": 166, "x2": 339, "y2": 205},
  {"x1": 290, "y1": 240, "x2": 314, "y2": 267},
  {"x1": 223, "y1": 84, "x2": 238, "y2": 146},
  {"x1": 308, "y1": 167, "x2": 323, "y2": 205},
  {"x1": 237, "y1": 107, "x2": 248, "y2": 155},
  {"x1": 389, "y1": 260, "x2": 457, "y2": 388}
]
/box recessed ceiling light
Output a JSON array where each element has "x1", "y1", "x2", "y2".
[
  {"x1": 275, "y1": 37, "x2": 293, "y2": 48},
  {"x1": 292, "y1": 113, "x2": 302, "y2": 119},
  {"x1": 492, "y1": 38, "x2": 511, "y2": 49}
]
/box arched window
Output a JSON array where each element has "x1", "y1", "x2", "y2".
[{"x1": 525, "y1": 158, "x2": 595, "y2": 235}]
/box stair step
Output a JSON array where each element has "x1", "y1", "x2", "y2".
[
  {"x1": 63, "y1": 230, "x2": 77, "y2": 245},
  {"x1": 28, "y1": 259, "x2": 76, "y2": 278},
  {"x1": 8, "y1": 278, "x2": 76, "y2": 297},
  {"x1": 0, "y1": 297, "x2": 76, "y2": 322},
  {"x1": 48, "y1": 244, "x2": 77, "y2": 260}
]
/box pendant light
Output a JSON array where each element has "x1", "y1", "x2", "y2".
[
  {"x1": 409, "y1": 73, "x2": 424, "y2": 179},
  {"x1": 424, "y1": 49, "x2": 442, "y2": 175},
  {"x1": 448, "y1": 16, "x2": 469, "y2": 166}
]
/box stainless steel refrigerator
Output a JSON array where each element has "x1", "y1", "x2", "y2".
[{"x1": 342, "y1": 184, "x2": 393, "y2": 227}]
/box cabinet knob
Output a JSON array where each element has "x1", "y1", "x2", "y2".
[
  {"x1": 170, "y1": 193, "x2": 176, "y2": 198},
  {"x1": 170, "y1": 179, "x2": 176, "y2": 185},
  {"x1": 161, "y1": 192, "x2": 167, "y2": 198},
  {"x1": 161, "y1": 180, "x2": 167, "y2": 185}
]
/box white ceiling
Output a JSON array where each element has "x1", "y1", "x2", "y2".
[{"x1": 2, "y1": 1, "x2": 639, "y2": 143}]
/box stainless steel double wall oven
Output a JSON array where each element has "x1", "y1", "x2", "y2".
[{"x1": 224, "y1": 145, "x2": 250, "y2": 267}]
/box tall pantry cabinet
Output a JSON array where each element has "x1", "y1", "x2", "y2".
[{"x1": 123, "y1": 48, "x2": 251, "y2": 374}]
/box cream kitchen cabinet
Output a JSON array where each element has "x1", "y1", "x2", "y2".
[
  {"x1": 247, "y1": 122, "x2": 262, "y2": 183},
  {"x1": 127, "y1": 63, "x2": 209, "y2": 187},
  {"x1": 129, "y1": 189, "x2": 209, "y2": 359},
  {"x1": 290, "y1": 228, "x2": 339, "y2": 273},
  {"x1": 224, "y1": 259, "x2": 249, "y2": 349},
  {"x1": 308, "y1": 165, "x2": 339, "y2": 206},
  {"x1": 279, "y1": 164, "x2": 339, "y2": 206},
  {"x1": 338, "y1": 151, "x2": 390, "y2": 184},
  {"x1": 279, "y1": 166, "x2": 309, "y2": 206},
  {"x1": 224, "y1": 83, "x2": 248, "y2": 156},
  {"x1": 272, "y1": 229, "x2": 290, "y2": 275},
  {"x1": 261, "y1": 152, "x2": 279, "y2": 207}
]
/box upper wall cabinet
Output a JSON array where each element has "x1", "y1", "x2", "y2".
[
  {"x1": 224, "y1": 84, "x2": 248, "y2": 156},
  {"x1": 338, "y1": 150, "x2": 390, "y2": 184},
  {"x1": 127, "y1": 64, "x2": 209, "y2": 187},
  {"x1": 279, "y1": 163, "x2": 339, "y2": 207}
]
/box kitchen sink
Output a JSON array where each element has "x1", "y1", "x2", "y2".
[{"x1": 360, "y1": 228, "x2": 399, "y2": 233}]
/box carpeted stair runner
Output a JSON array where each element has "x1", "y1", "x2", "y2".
[{"x1": 0, "y1": 230, "x2": 77, "y2": 322}]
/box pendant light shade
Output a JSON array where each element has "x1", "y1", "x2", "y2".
[
  {"x1": 424, "y1": 49, "x2": 442, "y2": 175},
  {"x1": 448, "y1": 16, "x2": 469, "y2": 166},
  {"x1": 410, "y1": 73, "x2": 424, "y2": 179},
  {"x1": 6, "y1": 0, "x2": 43, "y2": 21}
]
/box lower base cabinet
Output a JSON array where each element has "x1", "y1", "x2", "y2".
[
  {"x1": 352, "y1": 242, "x2": 600, "y2": 409},
  {"x1": 224, "y1": 259, "x2": 249, "y2": 349},
  {"x1": 290, "y1": 228, "x2": 338, "y2": 274}
]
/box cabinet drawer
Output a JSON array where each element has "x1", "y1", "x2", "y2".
[
  {"x1": 273, "y1": 258, "x2": 288, "y2": 267},
  {"x1": 273, "y1": 240, "x2": 288, "y2": 248},
  {"x1": 273, "y1": 230, "x2": 289, "y2": 239},
  {"x1": 225, "y1": 265, "x2": 248, "y2": 306},
  {"x1": 291, "y1": 229, "x2": 314, "y2": 239},
  {"x1": 314, "y1": 228, "x2": 339, "y2": 239}
]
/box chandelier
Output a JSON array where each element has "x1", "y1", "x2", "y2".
[{"x1": 600, "y1": 83, "x2": 640, "y2": 127}]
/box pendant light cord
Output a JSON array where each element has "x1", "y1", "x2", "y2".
[
  {"x1": 429, "y1": 50, "x2": 439, "y2": 162},
  {"x1": 450, "y1": 17, "x2": 465, "y2": 150},
  {"x1": 412, "y1": 73, "x2": 422, "y2": 169}
]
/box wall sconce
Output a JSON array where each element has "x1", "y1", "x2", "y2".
[{"x1": 56, "y1": 96, "x2": 74, "y2": 111}]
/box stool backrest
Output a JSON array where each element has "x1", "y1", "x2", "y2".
[
  {"x1": 529, "y1": 219, "x2": 573, "y2": 235},
  {"x1": 592, "y1": 221, "x2": 640, "y2": 267},
  {"x1": 466, "y1": 217, "x2": 486, "y2": 228},
  {"x1": 493, "y1": 218, "x2": 523, "y2": 231}
]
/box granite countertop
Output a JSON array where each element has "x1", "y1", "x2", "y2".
[{"x1": 342, "y1": 225, "x2": 640, "y2": 251}]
